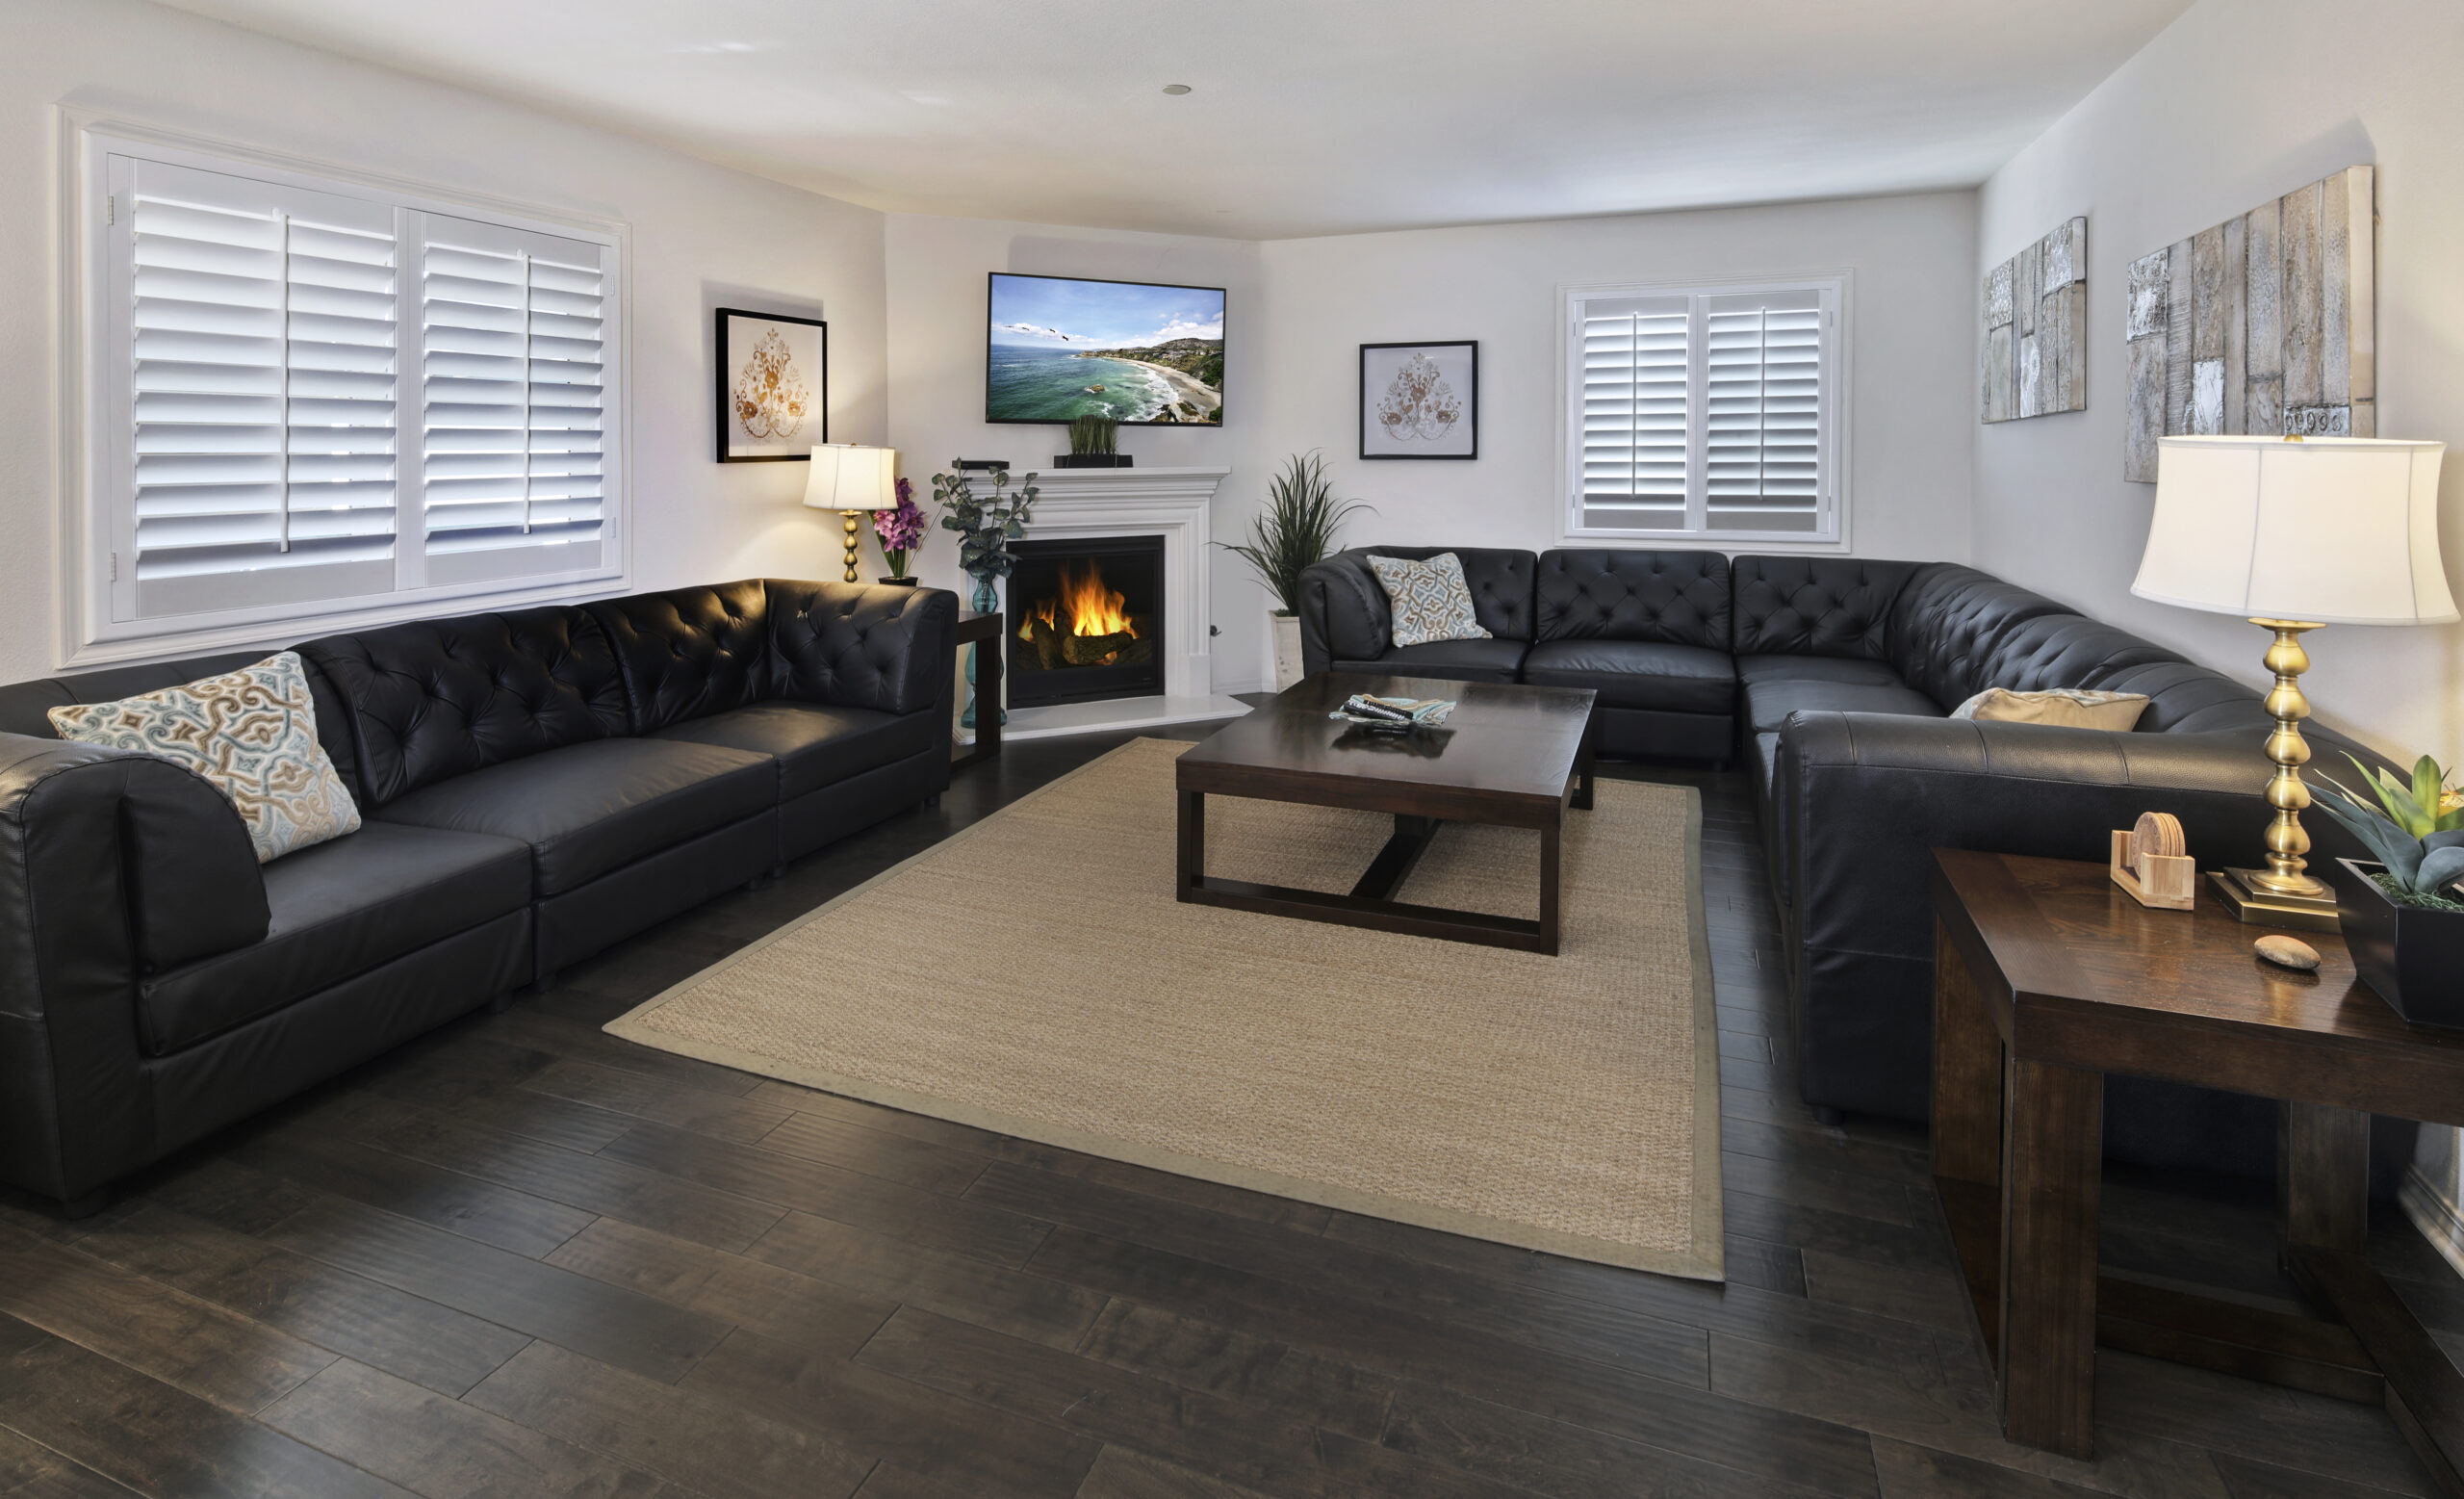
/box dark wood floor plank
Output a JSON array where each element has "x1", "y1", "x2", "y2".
[
  {"x1": 262, "y1": 1197, "x2": 731, "y2": 1385},
  {"x1": 356, "y1": 1037, "x2": 644, "y2": 1154},
  {"x1": 1072, "y1": 1298, "x2": 1395, "y2": 1441},
  {"x1": 0, "y1": 1222, "x2": 336, "y2": 1416},
  {"x1": 1070, "y1": 1445, "x2": 1280, "y2": 1499},
  {"x1": 599, "y1": 1120, "x2": 1054, "y2": 1267},
  {"x1": 0, "y1": 1423, "x2": 141, "y2": 1498},
  {"x1": 1729, "y1": 1235, "x2": 1811, "y2": 1297},
  {"x1": 1869, "y1": 1435, "x2": 2105, "y2": 1497},
  {"x1": 65, "y1": 1200, "x2": 531, "y2": 1400},
  {"x1": 1802, "y1": 1251, "x2": 1977, "y2": 1333},
  {"x1": 0, "y1": 1330, "x2": 411, "y2": 1498},
  {"x1": 463, "y1": 1340, "x2": 874, "y2": 1499},
  {"x1": 750, "y1": 1109, "x2": 997, "y2": 1194},
  {"x1": 853, "y1": 1305, "x2": 1532, "y2": 1499},
  {"x1": 227, "y1": 1128, "x2": 597, "y2": 1258},
  {"x1": 309, "y1": 1091, "x2": 790, "y2": 1253},
  {"x1": 680, "y1": 1326, "x2": 1103, "y2": 1497},
  {"x1": 741, "y1": 1208, "x2": 1106, "y2": 1349},
  {"x1": 968, "y1": 1161, "x2": 1712, "y2": 1378},
  {"x1": 1724, "y1": 1150, "x2": 1917, "y2": 1228},
  {"x1": 259, "y1": 1358, "x2": 669, "y2": 1498},
  {"x1": 482, "y1": 1009, "x2": 767, "y2": 1098},
  {"x1": 541, "y1": 1217, "x2": 896, "y2": 1356},
  {"x1": 2091, "y1": 1350, "x2": 2436, "y2": 1497},
  {"x1": 2210, "y1": 1451, "x2": 2443, "y2": 1499},
  {"x1": 521, "y1": 1056, "x2": 798, "y2": 1145}
]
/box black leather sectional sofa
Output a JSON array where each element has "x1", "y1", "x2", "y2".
[
  {"x1": 0, "y1": 579, "x2": 954, "y2": 1210},
  {"x1": 1300, "y1": 546, "x2": 2400, "y2": 1180}
]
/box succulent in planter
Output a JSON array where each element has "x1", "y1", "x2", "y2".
[{"x1": 2313, "y1": 754, "x2": 2464, "y2": 908}]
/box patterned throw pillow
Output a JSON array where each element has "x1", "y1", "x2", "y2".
[
  {"x1": 1949, "y1": 686, "x2": 2151, "y2": 731},
  {"x1": 49, "y1": 652, "x2": 361, "y2": 863},
  {"x1": 1368, "y1": 553, "x2": 1493, "y2": 649}
]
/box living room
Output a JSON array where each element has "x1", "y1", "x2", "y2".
[{"x1": 3, "y1": 0, "x2": 2462, "y2": 1494}]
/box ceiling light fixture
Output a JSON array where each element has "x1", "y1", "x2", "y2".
[{"x1": 1161, "y1": 84, "x2": 1193, "y2": 95}]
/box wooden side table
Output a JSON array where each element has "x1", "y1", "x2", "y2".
[
  {"x1": 1930, "y1": 849, "x2": 2464, "y2": 1488},
  {"x1": 951, "y1": 609, "x2": 1002, "y2": 770}
]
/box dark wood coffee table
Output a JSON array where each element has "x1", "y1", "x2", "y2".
[{"x1": 1173, "y1": 673, "x2": 1597, "y2": 954}]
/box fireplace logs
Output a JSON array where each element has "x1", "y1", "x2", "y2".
[{"x1": 1016, "y1": 559, "x2": 1155, "y2": 671}]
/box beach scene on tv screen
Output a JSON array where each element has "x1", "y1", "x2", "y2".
[{"x1": 988, "y1": 274, "x2": 1224, "y2": 426}]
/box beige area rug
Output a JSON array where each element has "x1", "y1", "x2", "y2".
[{"x1": 607, "y1": 737, "x2": 1723, "y2": 1279}]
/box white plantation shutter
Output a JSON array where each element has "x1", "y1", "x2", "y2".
[
  {"x1": 415, "y1": 215, "x2": 607, "y2": 584},
  {"x1": 1578, "y1": 295, "x2": 1689, "y2": 531},
  {"x1": 1565, "y1": 281, "x2": 1840, "y2": 543},
  {"x1": 122, "y1": 158, "x2": 398, "y2": 617},
  {"x1": 90, "y1": 134, "x2": 625, "y2": 648}
]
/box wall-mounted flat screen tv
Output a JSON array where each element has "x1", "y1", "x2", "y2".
[{"x1": 986, "y1": 272, "x2": 1224, "y2": 426}]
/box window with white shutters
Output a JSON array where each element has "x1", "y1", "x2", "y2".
[
  {"x1": 83, "y1": 129, "x2": 626, "y2": 657},
  {"x1": 1565, "y1": 280, "x2": 1842, "y2": 545}
]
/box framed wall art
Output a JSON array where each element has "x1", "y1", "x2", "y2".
[
  {"x1": 1360, "y1": 341, "x2": 1476, "y2": 459},
  {"x1": 716, "y1": 307, "x2": 827, "y2": 461},
  {"x1": 1981, "y1": 217, "x2": 2087, "y2": 423}
]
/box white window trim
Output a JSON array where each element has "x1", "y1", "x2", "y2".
[
  {"x1": 1555, "y1": 271, "x2": 1853, "y2": 553},
  {"x1": 58, "y1": 111, "x2": 632, "y2": 669}
]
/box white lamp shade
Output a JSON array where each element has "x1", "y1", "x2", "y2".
[
  {"x1": 2131, "y1": 436, "x2": 2457, "y2": 626},
  {"x1": 801, "y1": 444, "x2": 898, "y2": 512}
]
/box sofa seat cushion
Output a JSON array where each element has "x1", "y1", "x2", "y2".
[
  {"x1": 1333, "y1": 638, "x2": 1529, "y2": 685},
  {"x1": 1744, "y1": 679, "x2": 1942, "y2": 736},
  {"x1": 1735, "y1": 654, "x2": 1909, "y2": 688},
  {"x1": 375, "y1": 738, "x2": 775, "y2": 896},
  {"x1": 138, "y1": 822, "x2": 530, "y2": 1056},
  {"x1": 1522, "y1": 640, "x2": 1735, "y2": 716},
  {"x1": 649, "y1": 702, "x2": 935, "y2": 803}
]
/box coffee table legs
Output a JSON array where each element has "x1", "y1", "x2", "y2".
[{"x1": 1176, "y1": 788, "x2": 1206, "y2": 895}]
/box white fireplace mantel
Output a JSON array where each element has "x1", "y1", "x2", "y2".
[{"x1": 983, "y1": 466, "x2": 1250, "y2": 741}]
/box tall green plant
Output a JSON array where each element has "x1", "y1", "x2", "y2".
[
  {"x1": 1068, "y1": 414, "x2": 1117, "y2": 456},
  {"x1": 1219, "y1": 452, "x2": 1372, "y2": 615}
]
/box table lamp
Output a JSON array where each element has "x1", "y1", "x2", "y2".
[
  {"x1": 2131, "y1": 434, "x2": 2455, "y2": 928},
  {"x1": 802, "y1": 444, "x2": 898, "y2": 582}
]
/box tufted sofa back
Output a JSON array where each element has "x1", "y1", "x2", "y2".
[
  {"x1": 585, "y1": 581, "x2": 774, "y2": 735},
  {"x1": 1731, "y1": 556, "x2": 1916, "y2": 659},
  {"x1": 1536, "y1": 550, "x2": 1730, "y2": 648},
  {"x1": 766, "y1": 581, "x2": 956, "y2": 715},
  {"x1": 1325, "y1": 547, "x2": 1538, "y2": 644},
  {"x1": 297, "y1": 606, "x2": 629, "y2": 808},
  {"x1": 1884, "y1": 564, "x2": 2073, "y2": 706}
]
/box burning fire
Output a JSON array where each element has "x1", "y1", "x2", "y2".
[{"x1": 1031, "y1": 560, "x2": 1137, "y2": 638}]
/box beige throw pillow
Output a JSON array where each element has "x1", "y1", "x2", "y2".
[
  {"x1": 49, "y1": 652, "x2": 361, "y2": 863},
  {"x1": 1950, "y1": 686, "x2": 2150, "y2": 731},
  {"x1": 1368, "y1": 553, "x2": 1493, "y2": 648}
]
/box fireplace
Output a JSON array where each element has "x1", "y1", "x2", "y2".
[{"x1": 1005, "y1": 535, "x2": 1168, "y2": 709}]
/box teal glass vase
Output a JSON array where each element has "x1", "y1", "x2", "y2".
[{"x1": 962, "y1": 575, "x2": 1004, "y2": 731}]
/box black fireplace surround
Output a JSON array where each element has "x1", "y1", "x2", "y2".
[{"x1": 1006, "y1": 534, "x2": 1167, "y2": 709}]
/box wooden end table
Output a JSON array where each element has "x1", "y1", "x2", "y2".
[
  {"x1": 1173, "y1": 673, "x2": 1596, "y2": 954},
  {"x1": 951, "y1": 609, "x2": 1002, "y2": 770},
  {"x1": 1931, "y1": 848, "x2": 2464, "y2": 1488}
]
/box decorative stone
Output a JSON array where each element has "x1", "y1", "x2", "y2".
[{"x1": 2254, "y1": 935, "x2": 2322, "y2": 971}]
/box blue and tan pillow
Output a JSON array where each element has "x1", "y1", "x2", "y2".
[
  {"x1": 1368, "y1": 553, "x2": 1493, "y2": 649},
  {"x1": 49, "y1": 652, "x2": 360, "y2": 863}
]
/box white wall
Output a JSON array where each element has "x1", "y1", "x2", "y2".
[
  {"x1": 1975, "y1": 0, "x2": 2464, "y2": 768},
  {"x1": 0, "y1": 0, "x2": 886, "y2": 681},
  {"x1": 1253, "y1": 194, "x2": 1981, "y2": 567}
]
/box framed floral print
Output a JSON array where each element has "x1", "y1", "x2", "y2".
[
  {"x1": 716, "y1": 307, "x2": 827, "y2": 461},
  {"x1": 1360, "y1": 340, "x2": 1476, "y2": 460}
]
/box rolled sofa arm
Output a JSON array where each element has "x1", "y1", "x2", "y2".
[
  {"x1": 766, "y1": 582, "x2": 959, "y2": 718},
  {"x1": 1770, "y1": 710, "x2": 2380, "y2": 1124},
  {"x1": 1296, "y1": 553, "x2": 1392, "y2": 677},
  {"x1": 0, "y1": 734, "x2": 268, "y2": 1202}
]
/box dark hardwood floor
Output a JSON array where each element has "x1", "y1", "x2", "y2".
[{"x1": 0, "y1": 722, "x2": 2451, "y2": 1497}]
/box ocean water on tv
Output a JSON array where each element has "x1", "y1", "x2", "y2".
[{"x1": 988, "y1": 345, "x2": 1174, "y2": 423}]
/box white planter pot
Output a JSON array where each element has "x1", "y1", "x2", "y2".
[{"x1": 1269, "y1": 611, "x2": 1306, "y2": 692}]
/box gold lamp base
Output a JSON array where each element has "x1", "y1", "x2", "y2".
[
  {"x1": 2206, "y1": 867, "x2": 2342, "y2": 933},
  {"x1": 2214, "y1": 617, "x2": 2341, "y2": 934},
  {"x1": 840, "y1": 510, "x2": 862, "y2": 584}
]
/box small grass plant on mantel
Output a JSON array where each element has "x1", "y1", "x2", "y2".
[{"x1": 1219, "y1": 452, "x2": 1372, "y2": 690}]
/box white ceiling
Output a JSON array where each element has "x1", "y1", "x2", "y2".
[{"x1": 157, "y1": 0, "x2": 2194, "y2": 240}]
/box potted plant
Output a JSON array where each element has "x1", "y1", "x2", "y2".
[
  {"x1": 1219, "y1": 452, "x2": 1371, "y2": 691},
  {"x1": 1055, "y1": 415, "x2": 1129, "y2": 469},
  {"x1": 870, "y1": 477, "x2": 926, "y2": 585},
  {"x1": 929, "y1": 461, "x2": 1040, "y2": 729},
  {"x1": 2312, "y1": 754, "x2": 2464, "y2": 1027}
]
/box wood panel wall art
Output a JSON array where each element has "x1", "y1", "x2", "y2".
[
  {"x1": 1983, "y1": 217, "x2": 2087, "y2": 424},
  {"x1": 2123, "y1": 166, "x2": 2374, "y2": 482}
]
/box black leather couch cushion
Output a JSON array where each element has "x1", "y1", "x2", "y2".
[
  {"x1": 1524, "y1": 640, "x2": 1735, "y2": 715},
  {"x1": 1735, "y1": 654, "x2": 1907, "y2": 688},
  {"x1": 1333, "y1": 639, "x2": 1530, "y2": 685},
  {"x1": 1732, "y1": 556, "x2": 1916, "y2": 659},
  {"x1": 2095, "y1": 659, "x2": 2279, "y2": 736},
  {"x1": 765, "y1": 581, "x2": 958, "y2": 717},
  {"x1": 374, "y1": 737, "x2": 774, "y2": 895},
  {"x1": 138, "y1": 823, "x2": 530, "y2": 1056},
  {"x1": 299, "y1": 606, "x2": 629, "y2": 807},
  {"x1": 650, "y1": 702, "x2": 937, "y2": 803},
  {"x1": 1884, "y1": 563, "x2": 2075, "y2": 708},
  {"x1": 587, "y1": 582, "x2": 772, "y2": 734},
  {"x1": 1535, "y1": 550, "x2": 1729, "y2": 649},
  {"x1": 1745, "y1": 678, "x2": 1940, "y2": 736}
]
